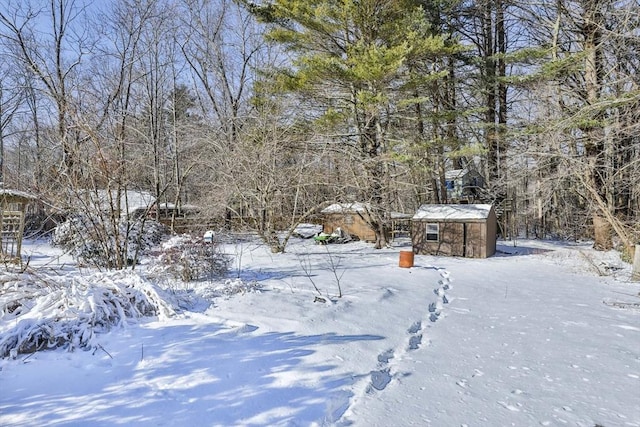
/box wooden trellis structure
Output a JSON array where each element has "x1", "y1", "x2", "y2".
[{"x1": 0, "y1": 189, "x2": 35, "y2": 261}]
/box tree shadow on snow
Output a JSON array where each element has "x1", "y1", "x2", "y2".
[
  {"x1": 231, "y1": 266, "x2": 313, "y2": 283},
  {"x1": 0, "y1": 323, "x2": 382, "y2": 426},
  {"x1": 495, "y1": 243, "x2": 552, "y2": 257}
]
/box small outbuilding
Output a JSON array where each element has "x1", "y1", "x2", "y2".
[
  {"x1": 0, "y1": 189, "x2": 36, "y2": 261},
  {"x1": 320, "y1": 203, "x2": 376, "y2": 242},
  {"x1": 412, "y1": 204, "x2": 497, "y2": 258}
]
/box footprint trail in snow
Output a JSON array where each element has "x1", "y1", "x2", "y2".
[{"x1": 364, "y1": 267, "x2": 453, "y2": 394}]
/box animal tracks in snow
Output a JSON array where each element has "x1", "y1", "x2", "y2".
[
  {"x1": 369, "y1": 367, "x2": 392, "y2": 391},
  {"x1": 339, "y1": 267, "x2": 457, "y2": 424},
  {"x1": 368, "y1": 346, "x2": 397, "y2": 393},
  {"x1": 377, "y1": 348, "x2": 395, "y2": 364},
  {"x1": 407, "y1": 321, "x2": 424, "y2": 351},
  {"x1": 429, "y1": 269, "x2": 452, "y2": 324},
  {"x1": 407, "y1": 320, "x2": 421, "y2": 335},
  {"x1": 408, "y1": 334, "x2": 423, "y2": 351},
  {"x1": 365, "y1": 268, "x2": 453, "y2": 394}
]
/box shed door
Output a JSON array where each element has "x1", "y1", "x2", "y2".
[{"x1": 464, "y1": 222, "x2": 483, "y2": 258}]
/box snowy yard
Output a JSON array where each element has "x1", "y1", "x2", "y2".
[{"x1": 1, "y1": 236, "x2": 639, "y2": 426}]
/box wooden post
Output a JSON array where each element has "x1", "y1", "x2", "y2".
[{"x1": 632, "y1": 245, "x2": 640, "y2": 282}]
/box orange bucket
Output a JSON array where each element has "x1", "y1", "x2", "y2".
[{"x1": 399, "y1": 250, "x2": 414, "y2": 268}]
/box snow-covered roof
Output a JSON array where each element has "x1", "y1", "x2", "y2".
[
  {"x1": 93, "y1": 190, "x2": 156, "y2": 214},
  {"x1": 321, "y1": 202, "x2": 371, "y2": 214},
  {"x1": 413, "y1": 204, "x2": 493, "y2": 221},
  {"x1": 444, "y1": 169, "x2": 482, "y2": 180},
  {"x1": 321, "y1": 203, "x2": 412, "y2": 219},
  {"x1": 0, "y1": 189, "x2": 37, "y2": 201},
  {"x1": 390, "y1": 211, "x2": 413, "y2": 220},
  {"x1": 444, "y1": 169, "x2": 465, "y2": 180},
  {"x1": 122, "y1": 191, "x2": 155, "y2": 213},
  {"x1": 157, "y1": 202, "x2": 200, "y2": 211}
]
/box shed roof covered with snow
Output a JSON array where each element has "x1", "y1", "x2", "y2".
[
  {"x1": 0, "y1": 189, "x2": 37, "y2": 204},
  {"x1": 321, "y1": 202, "x2": 371, "y2": 214},
  {"x1": 413, "y1": 204, "x2": 493, "y2": 222}
]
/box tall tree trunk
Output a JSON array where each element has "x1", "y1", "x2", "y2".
[
  {"x1": 582, "y1": 0, "x2": 610, "y2": 250},
  {"x1": 483, "y1": 1, "x2": 498, "y2": 183},
  {"x1": 496, "y1": 0, "x2": 507, "y2": 181},
  {"x1": 362, "y1": 110, "x2": 389, "y2": 249}
]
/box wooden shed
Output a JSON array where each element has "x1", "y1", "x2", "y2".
[
  {"x1": 320, "y1": 203, "x2": 376, "y2": 242},
  {"x1": 0, "y1": 189, "x2": 36, "y2": 261},
  {"x1": 412, "y1": 204, "x2": 497, "y2": 258}
]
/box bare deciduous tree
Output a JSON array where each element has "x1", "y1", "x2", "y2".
[{"x1": 0, "y1": 0, "x2": 94, "y2": 181}]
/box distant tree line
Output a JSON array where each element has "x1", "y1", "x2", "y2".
[{"x1": 0, "y1": 0, "x2": 638, "y2": 254}]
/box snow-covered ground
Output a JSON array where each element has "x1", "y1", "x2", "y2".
[{"x1": 1, "y1": 236, "x2": 639, "y2": 426}]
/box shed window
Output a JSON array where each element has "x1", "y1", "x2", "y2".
[{"x1": 426, "y1": 223, "x2": 439, "y2": 241}]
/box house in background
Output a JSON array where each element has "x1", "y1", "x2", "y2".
[
  {"x1": 411, "y1": 204, "x2": 497, "y2": 258},
  {"x1": 443, "y1": 169, "x2": 484, "y2": 202}
]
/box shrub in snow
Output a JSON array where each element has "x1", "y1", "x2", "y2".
[
  {"x1": 152, "y1": 235, "x2": 232, "y2": 282},
  {"x1": 0, "y1": 270, "x2": 174, "y2": 358},
  {"x1": 52, "y1": 214, "x2": 165, "y2": 268}
]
